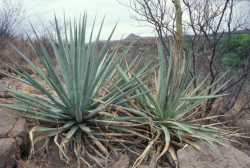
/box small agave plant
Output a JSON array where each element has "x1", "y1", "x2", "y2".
[
  {"x1": 0, "y1": 15, "x2": 140, "y2": 165},
  {"x1": 117, "y1": 44, "x2": 233, "y2": 167}
]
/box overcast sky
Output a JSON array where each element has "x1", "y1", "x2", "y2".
[
  {"x1": 18, "y1": 0, "x2": 154, "y2": 39},
  {"x1": 9, "y1": 0, "x2": 250, "y2": 39}
]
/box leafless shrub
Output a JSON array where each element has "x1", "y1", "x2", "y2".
[
  {"x1": 127, "y1": 0, "x2": 250, "y2": 116},
  {"x1": 0, "y1": 0, "x2": 24, "y2": 42}
]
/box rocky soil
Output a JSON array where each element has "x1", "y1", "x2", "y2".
[
  {"x1": 177, "y1": 142, "x2": 250, "y2": 168},
  {"x1": 0, "y1": 110, "x2": 28, "y2": 168}
]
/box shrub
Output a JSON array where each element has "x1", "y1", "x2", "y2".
[
  {"x1": 220, "y1": 34, "x2": 250, "y2": 68},
  {"x1": 222, "y1": 53, "x2": 243, "y2": 68}
]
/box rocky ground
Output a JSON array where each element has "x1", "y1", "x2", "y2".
[{"x1": 0, "y1": 109, "x2": 28, "y2": 168}]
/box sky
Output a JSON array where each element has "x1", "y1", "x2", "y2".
[
  {"x1": 18, "y1": 0, "x2": 155, "y2": 39},
  {"x1": 7, "y1": 0, "x2": 250, "y2": 39}
]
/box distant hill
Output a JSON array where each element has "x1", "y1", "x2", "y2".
[{"x1": 125, "y1": 33, "x2": 142, "y2": 41}]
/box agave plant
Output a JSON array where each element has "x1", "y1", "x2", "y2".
[
  {"x1": 0, "y1": 15, "x2": 142, "y2": 165},
  {"x1": 116, "y1": 44, "x2": 232, "y2": 167}
]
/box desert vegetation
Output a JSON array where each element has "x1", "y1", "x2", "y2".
[{"x1": 0, "y1": 0, "x2": 250, "y2": 168}]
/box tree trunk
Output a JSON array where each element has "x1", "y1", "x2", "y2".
[{"x1": 172, "y1": 0, "x2": 184, "y2": 85}]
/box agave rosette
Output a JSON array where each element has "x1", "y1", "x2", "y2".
[
  {"x1": 116, "y1": 44, "x2": 232, "y2": 167},
  {"x1": 0, "y1": 15, "x2": 142, "y2": 164}
]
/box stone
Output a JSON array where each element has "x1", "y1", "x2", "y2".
[
  {"x1": 0, "y1": 110, "x2": 17, "y2": 137},
  {"x1": 138, "y1": 166, "x2": 151, "y2": 168},
  {"x1": 0, "y1": 138, "x2": 16, "y2": 168},
  {"x1": 9, "y1": 118, "x2": 27, "y2": 138},
  {"x1": 0, "y1": 83, "x2": 9, "y2": 98},
  {"x1": 110, "y1": 154, "x2": 130, "y2": 168},
  {"x1": 0, "y1": 110, "x2": 28, "y2": 167},
  {"x1": 236, "y1": 119, "x2": 250, "y2": 129},
  {"x1": 9, "y1": 118, "x2": 28, "y2": 148},
  {"x1": 177, "y1": 141, "x2": 250, "y2": 168},
  {"x1": 0, "y1": 79, "x2": 11, "y2": 98}
]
